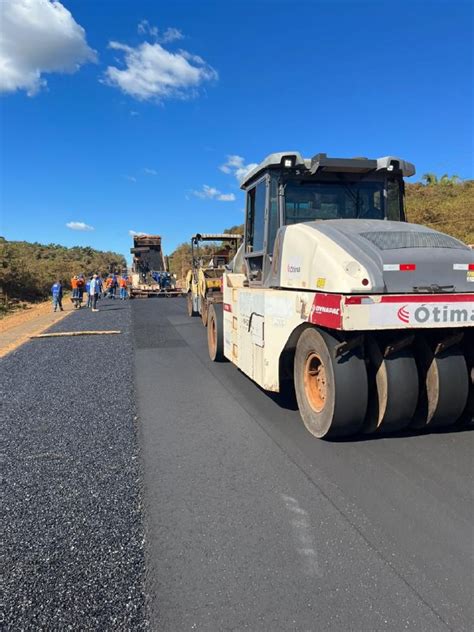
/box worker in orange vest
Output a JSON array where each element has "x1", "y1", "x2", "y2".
[
  {"x1": 119, "y1": 276, "x2": 128, "y2": 300},
  {"x1": 71, "y1": 275, "x2": 80, "y2": 308}
]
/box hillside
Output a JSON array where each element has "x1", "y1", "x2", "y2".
[
  {"x1": 0, "y1": 239, "x2": 126, "y2": 304},
  {"x1": 405, "y1": 180, "x2": 473, "y2": 244}
]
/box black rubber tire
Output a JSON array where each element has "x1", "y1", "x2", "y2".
[
  {"x1": 364, "y1": 335, "x2": 419, "y2": 434},
  {"x1": 458, "y1": 330, "x2": 474, "y2": 425},
  {"x1": 207, "y1": 303, "x2": 225, "y2": 362},
  {"x1": 187, "y1": 292, "x2": 197, "y2": 317},
  {"x1": 294, "y1": 328, "x2": 368, "y2": 439},
  {"x1": 201, "y1": 298, "x2": 209, "y2": 327},
  {"x1": 411, "y1": 336, "x2": 469, "y2": 429}
]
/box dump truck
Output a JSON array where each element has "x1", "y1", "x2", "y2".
[
  {"x1": 207, "y1": 152, "x2": 473, "y2": 438},
  {"x1": 130, "y1": 234, "x2": 181, "y2": 298},
  {"x1": 185, "y1": 233, "x2": 242, "y2": 325}
]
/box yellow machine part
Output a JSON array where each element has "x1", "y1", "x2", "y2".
[
  {"x1": 186, "y1": 267, "x2": 223, "y2": 299},
  {"x1": 198, "y1": 268, "x2": 221, "y2": 297}
]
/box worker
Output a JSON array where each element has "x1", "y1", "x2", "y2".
[
  {"x1": 76, "y1": 275, "x2": 85, "y2": 308},
  {"x1": 110, "y1": 274, "x2": 118, "y2": 299},
  {"x1": 105, "y1": 275, "x2": 114, "y2": 299},
  {"x1": 119, "y1": 276, "x2": 128, "y2": 300},
  {"x1": 89, "y1": 274, "x2": 101, "y2": 312},
  {"x1": 85, "y1": 277, "x2": 92, "y2": 308},
  {"x1": 51, "y1": 280, "x2": 64, "y2": 312},
  {"x1": 71, "y1": 275, "x2": 79, "y2": 308}
]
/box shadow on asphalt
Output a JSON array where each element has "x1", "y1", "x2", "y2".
[
  {"x1": 328, "y1": 421, "x2": 474, "y2": 443},
  {"x1": 235, "y1": 364, "x2": 473, "y2": 443}
]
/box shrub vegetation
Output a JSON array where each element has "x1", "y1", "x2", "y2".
[{"x1": 0, "y1": 238, "x2": 126, "y2": 305}]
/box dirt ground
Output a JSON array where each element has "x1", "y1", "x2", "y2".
[{"x1": 0, "y1": 297, "x2": 75, "y2": 358}]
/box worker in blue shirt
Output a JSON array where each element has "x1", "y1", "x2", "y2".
[{"x1": 51, "y1": 280, "x2": 64, "y2": 312}]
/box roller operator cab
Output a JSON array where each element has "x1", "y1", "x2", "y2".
[{"x1": 207, "y1": 152, "x2": 474, "y2": 438}]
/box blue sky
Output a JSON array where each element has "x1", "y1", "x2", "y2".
[{"x1": 1, "y1": 0, "x2": 472, "y2": 260}]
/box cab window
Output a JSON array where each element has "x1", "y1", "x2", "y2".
[
  {"x1": 267, "y1": 176, "x2": 279, "y2": 256},
  {"x1": 246, "y1": 180, "x2": 266, "y2": 252},
  {"x1": 386, "y1": 179, "x2": 402, "y2": 220}
]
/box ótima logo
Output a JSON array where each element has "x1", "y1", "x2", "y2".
[
  {"x1": 397, "y1": 305, "x2": 410, "y2": 323},
  {"x1": 395, "y1": 303, "x2": 474, "y2": 325}
]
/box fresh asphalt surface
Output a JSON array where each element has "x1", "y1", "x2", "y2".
[{"x1": 3, "y1": 297, "x2": 473, "y2": 630}]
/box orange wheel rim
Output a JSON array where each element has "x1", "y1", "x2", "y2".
[
  {"x1": 303, "y1": 352, "x2": 327, "y2": 412},
  {"x1": 210, "y1": 316, "x2": 216, "y2": 353}
]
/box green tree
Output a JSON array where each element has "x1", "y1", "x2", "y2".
[{"x1": 422, "y1": 173, "x2": 438, "y2": 186}]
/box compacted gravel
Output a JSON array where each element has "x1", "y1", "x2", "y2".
[{"x1": 2, "y1": 301, "x2": 148, "y2": 629}]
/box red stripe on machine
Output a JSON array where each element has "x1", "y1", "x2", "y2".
[
  {"x1": 383, "y1": 263, "x2": 416, "y2": 271},
  {"x1": 453, "y1": 263, "x2": 474, "y2": 270}
]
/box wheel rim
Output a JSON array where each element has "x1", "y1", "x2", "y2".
[
  {"x1": 209, "y1": 315, "x2": 216, "y2": 355},
  {"x1": 304, "y1": 352, "x2": 327, "y2": 412}
]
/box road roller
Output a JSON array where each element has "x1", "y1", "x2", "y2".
[{"x1": 207, "y1": 151, "x2": 474, "y2": 438}]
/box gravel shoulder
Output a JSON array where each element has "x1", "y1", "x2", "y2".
[
  {"x1": 0, "y1": 298, "x2": 74, "y2": 358},
  {"x1": 2, "y1": 301, "x2": 148, "y2": 629}
]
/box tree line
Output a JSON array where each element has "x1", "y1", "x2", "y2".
[{"x1": 0, "y1": 238, "x2": 127, "y2": 305}]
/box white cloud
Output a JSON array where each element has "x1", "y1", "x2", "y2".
[
  {"x1": 124, "y1": 175, "x2": 137, "y2": 182},
  {"x1": 137, "y1": 20, "x2": 158, "y2": 38},
  {"x1": 0, "y1": 0, "x2": 96, "y2": 96},
  {"x1": 130, "y1": 110, "x2": 139, "y2": 116},
  {"x1": 66, "y1": 221, "x2": 94, "y2": 231},
  {"x1": 192, "y1": 185, "x2": 235, "y2": 202},
  {"x1": 144, "y1": 167, "x2": 157, "y2": 175},
  {"x1": 220, "y1": 155, "x2": 258, "y2": 182},
  {"x1": 161, "y1": 27, "x2": 184, "y2": 43},
  {"x1": 129, "y1": 229, "x2": 147, "y2": 237},
  {"x1": 193, "y1": 185, "x2": 219, "y2": 199},
  {"x1": 103, "y1": 40, "x2": 217, "y2": 102},
  {"x1": 137, "y1": 21, "x2": 184, "y2": 43}
]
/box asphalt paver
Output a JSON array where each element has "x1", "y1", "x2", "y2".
[{"x1": 3, "y1": 301, "x2": 148, "y2": 629}]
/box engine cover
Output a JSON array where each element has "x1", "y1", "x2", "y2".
[{"x1": 273, "y1": 219, "x2": 474, "y2": 294}]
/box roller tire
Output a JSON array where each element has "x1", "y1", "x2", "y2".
[
  {"x1": 201, "y1": 298, "x2": 209, "y2": 327},
  {"x1": 208, "y1": 303, "x2": 225, "y2": 362},
  {"x1": 459, "y1": 330, "x2": 474, "y2": 425},
  {"x1": 412, "y1": 336, "x2": 469, "y2": 429},
  {"x1": 187, "y1": 292, "x2": 198, "y2": 317},
  {"x1": 364, "y1": 335, "x2": 419, "y2": 434},
  {"x1": 294, "y1": 328, "x2": 368, "y2": 439}
]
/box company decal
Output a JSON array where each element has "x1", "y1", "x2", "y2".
[
  {"x1": 223, "y1": 303, "x2": 232, "y2": 313},
  {"x1": 316, "y1": 277, "x2": 326, "y2": 289},
  {"x1": 360, "y1": 296, "x2": 474, "y2": 327},
  {"x1": 309, "y1": 293, "x2": 342, "y2": 329},
  {"x1": 397, "y1": 305, "x2": 410, "y2": 323},
  {"x1": 287, "y1": 257, "x2": 302, "y2": 278},
  {"x1": 467, "y1": 271, "x2": 474, "y2": 282},
  {"x1": 395, "y1": 303, "x2": 474, "y2": 325}
]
